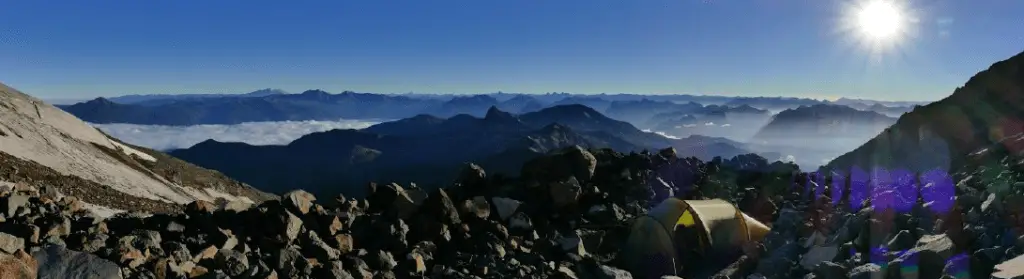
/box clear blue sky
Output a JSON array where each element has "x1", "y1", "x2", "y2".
[{"x1": 1, "y1": 0, "x2": 1021, "y2": 101}]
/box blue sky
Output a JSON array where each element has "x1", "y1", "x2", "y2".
[{"x1": 1, "y1": 0, "x2": 1021, "y2": 101}]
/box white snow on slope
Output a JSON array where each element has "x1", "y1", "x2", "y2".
[
  {"x1": 0, "y1": 83, "x2": 251, "y2": 207},
  {"x1": 81, "y1": 202, "x2": 125, "y2": 218},
  {"x1": 93, "y1": 119, "x2": 380, "y2": 151}
]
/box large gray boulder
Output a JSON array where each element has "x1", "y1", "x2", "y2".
[
  {"x1": 33, "y1": 244, "x2": 122, "y2": 279},
  {"x1": 0, "y1": 232, "x2": 24, "y2": 254}
]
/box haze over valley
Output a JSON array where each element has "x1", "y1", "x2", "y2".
[{"x1": 71, "y1": 91, "x2": 915, "y2": 170}]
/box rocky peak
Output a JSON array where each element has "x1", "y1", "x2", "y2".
[{"x1": 484, "y1": 106, "x2": 518, "y2": 123}]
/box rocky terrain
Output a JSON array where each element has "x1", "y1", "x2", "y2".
[
  {"x1": 0, "y1": 145, "x2": 783, "y2": 279},
  {"x1": 5, "y1": 141, "x2": 1023, "y2": 279}
]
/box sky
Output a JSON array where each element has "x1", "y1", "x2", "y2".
[{"x1": 1, "y1": 0, "x2": 1021, "y2": 102}]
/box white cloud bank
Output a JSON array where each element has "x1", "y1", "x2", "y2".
[{"x1": 93, "y1": 119, "x2": 381, "y2": 151}]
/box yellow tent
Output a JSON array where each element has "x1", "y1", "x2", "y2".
[{"x1": 620, "y1": 198, "x2": 771, "y2": 278}]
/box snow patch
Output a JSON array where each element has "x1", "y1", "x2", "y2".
[
  {"x1": 642, "y1": 129, "x2": 681, "y2": 140},
  {"x1": 82, "y1": 202, "x2": 125, "y2": 218},
  {"x1": 179, "y1": 186, "x2": 255, "y2": 205},
  {"x1": 108, "y1": 139, "x2": 157, "y2": 162}
]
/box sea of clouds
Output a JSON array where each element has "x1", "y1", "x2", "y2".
[{"x1": 93, "y1": 119, "x2": 382, "y2": 151}]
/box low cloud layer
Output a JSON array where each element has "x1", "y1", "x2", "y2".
[{"x1": 93, "y1": 119, "x2": 381, "y2": 151}]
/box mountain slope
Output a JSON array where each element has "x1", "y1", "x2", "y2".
[
  {"x1": 826, "y1": 50, "x2": 1024, "y2": 173},
  {"x1": 754, "y1": 104, "x2": 896, "y2": 142},
  {"x1": 0, "y1": 82, "x2": 273, "y2": 215}
]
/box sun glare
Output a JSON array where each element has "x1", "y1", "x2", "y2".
[
  {"x1": 857, "y1": 1, "x2": 902, "y2": 39},
  {"x1": 838, "y1": 0, "x2": 917, "y2": 61}
]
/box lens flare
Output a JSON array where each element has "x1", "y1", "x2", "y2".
[{"x1": 837, "y1": 0, "x2": 920, "y2": 62}]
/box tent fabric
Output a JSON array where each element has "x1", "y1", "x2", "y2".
[{"x1": 622, "y1": 198, "x2": 771, "y2": 277}]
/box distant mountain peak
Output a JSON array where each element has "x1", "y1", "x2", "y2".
[
  {"x1": 484, "y1": 106, "x2": 516, "y2": 121},
  {"x1": 448, "y1": 94, "x2": 498, "y2": 104},
  {"x1": 87, "y1": 97, "x2": 116, "y2": 105},
  {"x1": 300, "y1": 89, "x2": 331, "y2": 96},
  {"x1": 245, "y1": 88, "x2": 288, "y2": 96},
  {"x1": 540, "y1": 104, "x2": 601, "y2": 116}
]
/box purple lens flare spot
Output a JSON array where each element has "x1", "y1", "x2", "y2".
[{"x1": 849, "y1": 166, "x2": 869, "y2": 211}]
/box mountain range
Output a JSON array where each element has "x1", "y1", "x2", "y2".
[
  {"x1": 169, "y1": 105, "x2": 752, "y2": 198},
  {"x1": 57, "y1": 90, "x2": 921, "y2": 127}
]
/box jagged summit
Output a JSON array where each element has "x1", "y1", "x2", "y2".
[
  {"x1": 483, "y1": 105, "x2": 519, "y2": 123},
  {"x1": 0, "y1": 82, "x2": 272, "y2": 215},
  {"x1": 85, "y1": 97, "x2": 117, "y2": 105}
]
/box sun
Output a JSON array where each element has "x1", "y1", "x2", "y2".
[
  {"x1": 856, "y1": 1, "x2": 902, "y2": 39},
  {"x1": 837, "y1": 0, "x2": 918, "y2": 60}
]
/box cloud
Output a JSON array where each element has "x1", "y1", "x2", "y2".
[
  {"x1": 642, "y1": 129, "x2": 681, "y2": 140},
  {"x1": 654, "y1": 131, "x2": 680, "y2": 140},
  {"x1": 93, "y1": 119, "x2": 381, "y2": 151},
  {"x1": 780, "y1": 155, "x2": 797, "y2": 163},
  {"x1": 704, "y1": 122, "x2": 715, "y2": 126}
]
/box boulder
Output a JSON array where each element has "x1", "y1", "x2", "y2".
[
  {"x1": 596, "y1": 265, "x2": 632, "y2": 279},
  {"x1": 491, "y1": 197, "x2": 522, "y2": 220},
  {"x1": 550, "y1": 177, "x2": 583, "y2": 208},
  {"x1": 555, "y1": 230, "x2": 587, "y2": 257},
  {"x1": 283, "y1": 189, "x2": 317, "y2": 215},
  {"x1": 303, "y1": 231, "x2": 340, "y2": 261},
  {"x1": 185, "y1": 200, "x2": 215, "y2": 216},
  {"x1": 0, "y1": 250, "x2": 35, "y2": 279},
  {"x1": 457, "y1": 163, "x2": 488, "y2": 188},
  {"x1": 1, "y1": 194, "x2": 29, "y2": 217},
  {"x1": 800, "y1": 245, "x2": 839, "y2": 270},
  {"x1": 523, "y1": 146, "x2": 597, "y2": 182},
  {"x1": 214, "y1": 249, "x2": 249, "y2": 277},
  {"x1": 887, "y1": 230, "x2": 916, "y2": 251},
  {"x1": 333, "y1": 234, "x2": 354, "y2": 254},
  {"x1": 271, "y1": 246, "x2": 311, "y2": 278},
  {"x1": 461, "y1": 196, "x2": 491, "y2": 220},
  {"x1": 393, "y1": 188, "x2": 422, "y2": 220},
  {"x1": 509, "y1": 212, "x2": 533, "y2": 231},
  {"x1": 0, "y1": 233, "x2": 24, "y2": 254},
  {"x1": 33, "y1": 244, "x2": 122, "y2": 279},
  {"x1": 421, "y1": 189, "x2": 462, "y2": 225},
  {"x1": 369, "y1": 250, "x2": 398, "y2": 271},
  {"x1": 894, "y1": 233, "x2": 955, "y2": 279},
  {"x1": 847, "y1": 263, "x2": 883, "y2": 279},
  {"x1": 812, "y1": 261, "x2": 848, "y2": 279}
]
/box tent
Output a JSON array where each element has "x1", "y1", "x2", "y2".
[{"x1": 620, "y1": 198, "x2": 771, "y2": 278}]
